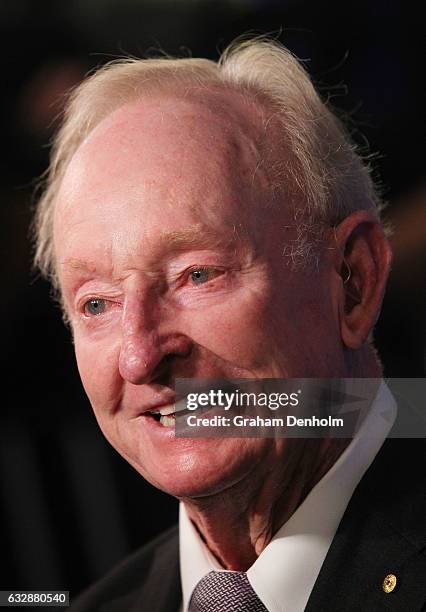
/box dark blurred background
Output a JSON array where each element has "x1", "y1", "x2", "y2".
[{"x1": 1, "y1": 0, "x2": 425, "y2": 603}]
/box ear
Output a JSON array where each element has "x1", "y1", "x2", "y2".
[{"x1": 333, "y1": 211, "x2": 392, "y2": 350}]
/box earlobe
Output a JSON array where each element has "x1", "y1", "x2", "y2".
[{"x1": 334, "y1": 211, "x2": 392, "y2": 350}]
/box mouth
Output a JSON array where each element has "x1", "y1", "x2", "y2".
[{"x1": 146, "y1": 401, "x2": 186, "y2": 427}]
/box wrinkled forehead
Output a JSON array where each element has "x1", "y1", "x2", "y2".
[
  {"x1": 64, "y1": 87, "x2": 270, "y2": 187},
  {"x1": 54, "y1": 89, "x2": 289, "y2": 277},
  {"x1": 56, "y1": 88, "x2": 276, "y2": 238},
  {"x1": 110, "y1": 85, "x2": 266, "y2": 144}
]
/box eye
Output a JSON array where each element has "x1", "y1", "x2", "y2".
[
  {"x1": 84, "y1": 298, "x2": 107, "y2": 316},
  {"x1": 190, "y1": 268, "x2": 216, "y2": 285}
]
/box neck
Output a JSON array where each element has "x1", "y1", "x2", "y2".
[{"x1": 181, "y1": 437, "x2": 349, "y2": 570}]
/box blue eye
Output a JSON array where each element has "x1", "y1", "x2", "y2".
[
  {"x1": 84, "y1": 298, "x2": 107, "y2": 316},
  {"x1": 190, "y1": 268, "x2": 211, "y2": 285}
]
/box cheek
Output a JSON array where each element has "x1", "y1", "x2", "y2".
[
  {"x1": 178, "y1": 288, "x2": 276, "y2": 369},
  {"x1": 182, "y1": 272, "x2": 341, "y2": 377},
  {"x1": 73, "y1": 333, "x2": 121, "y2": 414}
]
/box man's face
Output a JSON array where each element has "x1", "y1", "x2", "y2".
[{"x1": 54, "y1": 93, "x2": 344, "y2": 497}]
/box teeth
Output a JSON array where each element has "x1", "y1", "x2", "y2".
[
  {"x1": 152, "y1": 404, "x2": 175, "y2": 416},
  {"x1": 151, "y1": 400, "x2": 187, "y2": 416},
  {"x1": 159, "y1": 415, "x2": 175, "y2": 427},
  {"x1": 154, "y1": 404, "x2": 175, "y2": 416}
]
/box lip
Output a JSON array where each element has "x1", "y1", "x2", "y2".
[
  {"x1": 138, "y1": 412, "x2": 177, "y2": 437},
  {"x1": 139, "y1": 395, "x2": 176, "y2": 416}
]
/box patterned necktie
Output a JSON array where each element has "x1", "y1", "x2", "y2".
[{"x1": 189, "y1": 570, "x2": 268, "y2": 612}]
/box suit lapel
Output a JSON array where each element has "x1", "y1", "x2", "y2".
[
  {"x1": 306, "y1": 439, "x2": 426, "y2": 611},
  {"x1": 130, "y1": 529, "x2": 181, "y2": 612}
]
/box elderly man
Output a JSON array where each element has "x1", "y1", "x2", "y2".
[{"x1": 33, "y1": 40, "x2": 425, "y2": 611}]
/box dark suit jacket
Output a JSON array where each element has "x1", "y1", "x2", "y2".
[{"x1": 68, "y1": 438, "x2": 426, "y2": 611}]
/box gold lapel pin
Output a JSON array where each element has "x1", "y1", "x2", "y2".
[{"x1": 383, "y1": 574, "x2": 397, "y2": 593}]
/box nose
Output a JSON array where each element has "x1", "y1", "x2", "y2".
[{"x1": 118, "y1": 295, "x2": 191, "y2": 384}]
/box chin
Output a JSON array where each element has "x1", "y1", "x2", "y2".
[{"x1": 132, "y1": 440, "x2": 255, "y2": 500}]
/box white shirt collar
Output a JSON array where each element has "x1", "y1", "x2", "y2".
[{"x1": 179, "y1": 381, "x2": 396, "y2": 612}]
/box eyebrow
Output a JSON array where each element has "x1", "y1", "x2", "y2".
[
  {"x1": 61, "y1": 258, "x2": 102, "y2": 274},
  {"x1": 60, "y1": 226, "x2": 242, "y2": 275},
  {"x1": 155, "y1": 227, "x2": 238, "y2": 252}
]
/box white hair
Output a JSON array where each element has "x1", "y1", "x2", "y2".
[{"x1": 33, "y1": 38, "x2": 382, "y2": 288}]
